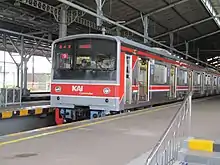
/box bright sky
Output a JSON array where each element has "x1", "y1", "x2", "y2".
[{"x1": 0, "y1": 51, "x2": 51, "y2": 73}]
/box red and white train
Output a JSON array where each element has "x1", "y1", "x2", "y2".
[{"x1": 50, "y1": 34, "x2": 220, "y2": 124}]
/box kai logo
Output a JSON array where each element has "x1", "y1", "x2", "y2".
[{"x1": 72, "y1": 85, "x2": 83, "y2": 92}]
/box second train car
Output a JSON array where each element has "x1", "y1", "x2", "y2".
[{"x1": 50, "y1": 34, "x2": 220, "y2": 124}]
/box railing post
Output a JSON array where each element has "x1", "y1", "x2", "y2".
[{"x1": 188, "y1": 93, "x2": 192, "y2": 137}]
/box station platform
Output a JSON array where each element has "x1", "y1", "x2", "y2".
[
  {"x1": 0, "y1": 96, "x2": 219, "y2": 165},
  {"x1": 0, "y1": 101, "x2": 51, "y2": 119}
]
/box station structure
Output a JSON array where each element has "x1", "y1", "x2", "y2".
[{"x1": 0, "y1": 1, "x2": 220, "y2": 164}]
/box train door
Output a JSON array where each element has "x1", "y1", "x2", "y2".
[
  {"x1": 170, "y1": 65, "x2": 177, "y2": 98},
  {"x1": 210, "y1": 75, "x2": 213, "y2": 95},
  {"x1": 201, "y1": 72, "x2": 205, "y2": 95},
  {"x1": 138, "y1": 58, "x2": 149, "y2": 101},
  {"x1": 125, "y1": 54, "x2": 132, "y2": 104},
  {"x1": 188, "y1": 70, "x2": 193, "y2": 92}
]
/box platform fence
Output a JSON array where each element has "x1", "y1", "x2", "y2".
[
  {"x1": 27, "y1": 82, "x2": 51, "y2": 92},
  {"x1": 0, "y1": 87, "x2": 22, "y2": 107},
  {"x1": 145, "y1": 92, "x2": 192, "y2": 165}
]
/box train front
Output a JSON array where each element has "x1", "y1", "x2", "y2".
[{"x1": 50, "y1": 34, "x2": 120, "y2": 123}]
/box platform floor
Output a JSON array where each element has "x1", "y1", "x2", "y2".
[
  {"x1": 0, "y1": 101, "x2": 50, "y2": 112},
  {"x1": 0, "y1": 96, "x2": 219, "y2": 165}
]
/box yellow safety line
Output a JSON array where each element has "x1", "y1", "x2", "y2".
[
  {"x1": 5, "y1": 103, "x2": 180, "y2": 138},
  {"x1": 0, "y1": 96, "x2": 214, "y2": 146},
  {"x1": 0, "y1": 104, "x2": 179, "y2": 146}
]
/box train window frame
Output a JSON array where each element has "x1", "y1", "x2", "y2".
[
  {"x1": 177, "y1": 67, "x2": 188, "y2": 86},
  {"x1": 214, "y1": 76, "x2": 217, "y2": 86},
  {"x1": 152, "y1": 62, "x2": 168, "y2": 85},
  {"x1": 193, "y1": 71, "x2": 201, "y2": 86},
  {"x1": 197, "y1": 73, "x2": 201, "y2": 85}
]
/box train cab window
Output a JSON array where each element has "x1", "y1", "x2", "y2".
[
  {"x1": 153, "y1": 64, "x2": 167, "y2": 84},
  {"x1": 53, "y1": 38, "x2": 117, "y2": 80},
  {"x1": 218, "y1": 77, "x2": 220, "y2": 86}
]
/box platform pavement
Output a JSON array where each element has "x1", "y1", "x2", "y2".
[{"x1": 0, "y1": 96, "x2": 219, "y2": 165}]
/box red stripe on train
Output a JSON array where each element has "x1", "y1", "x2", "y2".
[
  {"x1": 51, "y1": 84, "x2": 120, "y2": 97},
  {"x1": 150, "y1": 85, "x2": 170, "y2": 90}
]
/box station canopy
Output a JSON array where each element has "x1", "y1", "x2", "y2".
[{"x1": 1, "y1": 0, "x2": 220, "y2": 67}]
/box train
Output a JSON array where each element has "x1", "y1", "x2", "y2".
[{"x1": 50, "y1": 34, "x2": 220, "y2": 124}]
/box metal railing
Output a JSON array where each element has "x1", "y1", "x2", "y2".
[{"x1": 145, "y1": 92, "x2": 192, "y2": 165}]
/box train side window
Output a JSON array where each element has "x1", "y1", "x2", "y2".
[
  {"x1": 197, "y1": 73, "x2": 201, "y2": 85},
  {"x1": 193, "y1": 72, "x2": 197, "y2": 86},
  {"x1": 177, "y1": 69, "x2": 186, "y2": 85},
  {"x1": 154, "y1": 64, "x2": 167, "y2": 84},
  {"x1": 184, "y1": 71, "x2": 187, "y2": 84},
  {"x1": 205, "y1": 75, "x2": 208, "y2": 85},
  {"x1": 207, "y1": 75, "x2": 211, "y2": 85},
  {"x1": 214, "y1": 77, "x2": 217, "y2": 86}
]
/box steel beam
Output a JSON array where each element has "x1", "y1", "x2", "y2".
[
  {"x1": 175, "y1": 29, "x2": 220, "y2": 47},
  {"x1": 57, "y1": 0, "x2": 218, "y2": 70},
  {"x1": 0, "y1": 28, "x2": 52, "y2": 42},
  {"x1": 112, "y1": 0, "x2": 190, "y2": 28},
  {"x1": 27, "y1": 31, "x2": 48, "y2": 35},
  {"x1": 154, "y1": 14, "x2": 220, "y2": 39},
  {"x1": 19, "y1": 0, "x2": 114, "y2": 35}
]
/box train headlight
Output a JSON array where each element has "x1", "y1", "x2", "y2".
[
  {"x1": 103, "y1": 87, "x2": 110, "y2": 94},
  {"x1": 55, "y1": 86, "x2": 61, "y2": 92}
]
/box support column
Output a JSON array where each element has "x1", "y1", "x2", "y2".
[
  {"x1": 185, "y1": 41, "x2": 189, "y2": 60},
  {"x1": 143, "y1": 15, "x2": 149, "y2": 44},
  {"x1": 197, "y1": 48, "x2": 200, "y2": 64},
  {"x1": 59, "y1": 5, "x2": 67, "y2": 38},
  {"x1": 96, "y1": 0, "x2": 103, "y2": 27},
  {"x1": 169, "y1": 32, "x2": 174, "y2": 55},
  {"x1": 20, "y1": 36, "x2": 24, "y2": 92},
  {"x1": 116, "y1": 27, "x2": 121, "y2": 36},
  {"x1": 48, "y1": 33, "x2": 52, "y2": 40},
  {"x1": 32, "y1": 56, "x2": 34, "y2": 89},
  {"x1": 23, "y1": 57, "x2": 28, "y2": 91},
  {"x1": 3, "y1": 34, "x2": 6, "y2": 89},
  {"x1": 16, "y1": 66, "x2": 19, "y2": 87}
]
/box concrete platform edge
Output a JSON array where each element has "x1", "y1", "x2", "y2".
[{"x1": 0, "y1": 106, "x2": 53, "y2": 119}]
